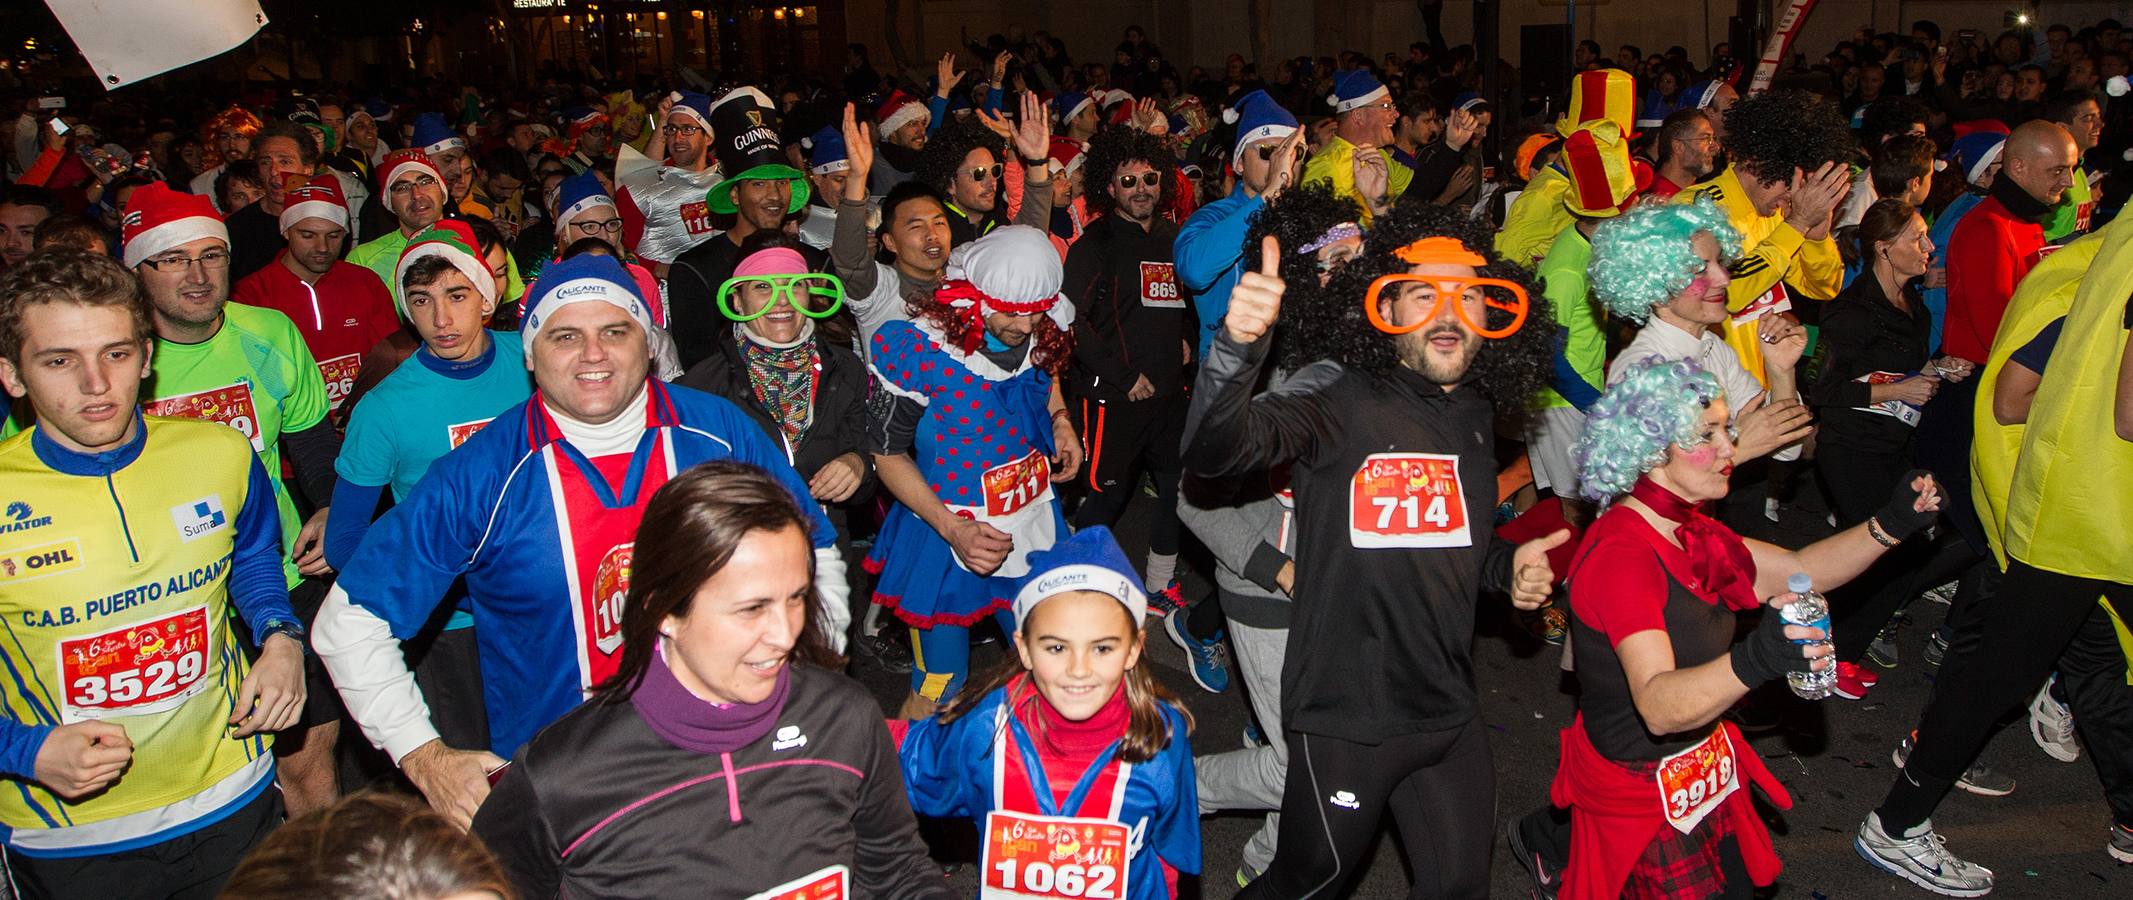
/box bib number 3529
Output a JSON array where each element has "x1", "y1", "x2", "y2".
[
  {"x1": 982, "y1": 810, "x2": 1129, "y2": 899},
  {"x1": 1347, "y1": 453, "x2": 1470, "y2": 549},
  {"x1": 58, "y1": 606, "x2": 213, "y2": 722}
]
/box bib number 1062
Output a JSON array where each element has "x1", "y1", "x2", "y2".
[{"x1": 990, "y1": 860, "x2": 1117, "y2": 899}]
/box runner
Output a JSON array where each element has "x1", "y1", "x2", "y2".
[
  {"x1": 230, "y1": 173, "x2": 398, "y2": 422},
  {"x1": 475, "y1": 462, "x2": 952, "y2": 899},
  {"x1": 0, "y1": 248, "x2": 305, "y2": 899},
  {"x1": 864, "y1": 225, "x2": 1083, "y2": 718},
  {"x1": 312, "y1": 252, "x2": 847, "y2": 827},
  {"x1": 901, "y1": 525, "x2": 1200, "y2": 900},
  {"x1": 221, "y1": 120, "x2": 320, "y2": 281},
  {"x1": 827, "y1": 103, "x2": 952, "y2": 354},
  {"x1": 346, "y1": 149, "x2": 449, "y2": 301},
  {"x1": 1185, "y1": 204, "x2": 1566, "y2": 898},
  {"x1": 914, "y1": 91, "x2": 1056, "y2": 245},
  {"x1": 1300, "y1": 69, "x2": 1409, "y2": 224},
  {"x1": 615, "y1": 90, "x2": 724, "y2": 266},
  {"x1": 1498, "y1": 69, "x2": 1638, "y2": 268}
]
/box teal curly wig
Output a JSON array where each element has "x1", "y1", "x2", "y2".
[
  {"x1": 1572, "y1": 357, "x2": 1725, "y2": 502},
  {"x1": 1586, "y1": 197, "x2": 1743, "y2": 324}
]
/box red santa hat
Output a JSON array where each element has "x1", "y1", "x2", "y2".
[
  {"x1": 279, "y1": 174, "x2": 350, "y2": 233},
  {"x1": 377, "y1": 148, "x2": 443, "y2": 193},
  {"x1": 121, "y1": 182, "x2": 227, "y2": 269},
  {"x1": 876, "y1": 90, "x2": 929, "y2": 136}
]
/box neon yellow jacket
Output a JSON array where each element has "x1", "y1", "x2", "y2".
[
  {"x1": 1675, "y1": 165, "x2": 1842, "y2": 384},
  {"x1": 1301, "y1": 136, "x2": 1412, "y2": 227},
  {"x1": 1495, "y1": 167, "x2": 1571, "y2": 269}
]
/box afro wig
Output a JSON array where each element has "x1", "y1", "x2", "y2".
[
  {"x1": 1722, "y1": 89, "x2": 1857, "y2": 187},
  {"x1": 1244, "y1": 182, "x2": 1365, "y2": 295},
  {"x1": 913, "y1": 116, "x2": 1006, "y2": 197},
  {"x1": 1587, "y1": 196, "x2": 1742, "y2": 324},
  {"x1": 1572, "y1": 357, "x2": 1725, "y2": 502},
  {"x1": 1081, "y1": 128, "x2": 1178, "y2": 218},
  {"x1": 1282, "y1": 202, "x2": 1559, "y2": 407}
]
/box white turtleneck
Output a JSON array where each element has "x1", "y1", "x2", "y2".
[{"x1": 545, "y1": 381, "x2": 650, "y2": 458}]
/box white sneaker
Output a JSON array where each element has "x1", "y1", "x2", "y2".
[
  {"x1": 2028, "y1": 678, "x2": 2080, "y2": 763},
  {"x1": 1855, "y1": 812, "x2": 1995, "y2": 896}
]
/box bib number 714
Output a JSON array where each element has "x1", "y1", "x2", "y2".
[{"x1": 1348, "y1": 453, "x2": 1470, "y2": 549}]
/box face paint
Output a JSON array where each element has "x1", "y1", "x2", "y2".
[{"x1": 1678, "y1": 444, "x2": 1719, "y2": 466}]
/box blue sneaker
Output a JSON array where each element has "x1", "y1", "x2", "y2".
[
  {"x1": 1147, "y1": 580, "x2": 1187, "y2": 617},
  {"x1": 1164, "y1": 612, "x2": 1230, "y2": 693}
]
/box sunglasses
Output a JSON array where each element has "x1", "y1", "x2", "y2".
[
  {"x1": 1114, "y1": 172, "x2": 1160, "y2": 189},
  {"x1": 716, "y1": 273, "x2": 848, "y2": 323},
  {"x1": 1363, "y1": 273, "x2": 1530, "y2": 339},
  {"x1": 967, "y1": 163, "x2": 1005, "y2": 182}
]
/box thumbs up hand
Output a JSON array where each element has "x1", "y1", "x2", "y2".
[
  {"x1": 1510, "y1": 528, "x2": 1574, "y2": 609},
  {"x1": 1224, "y1": 236, "x2": 1287, "y2": 345}
]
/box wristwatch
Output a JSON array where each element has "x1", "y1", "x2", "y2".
[{"x1": 260, "y1": 618, "x2": 308, "y2": 655}]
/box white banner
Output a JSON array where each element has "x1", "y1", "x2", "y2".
[
  {"x1": 1748, "y1": 0, "x2": 1820, "y2": 95},
  {"x1": 44, "y1": 0, "x2": 267, "y2": 90}
]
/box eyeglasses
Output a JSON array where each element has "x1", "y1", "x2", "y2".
[
  {"x1": 1114, "y1": 172, "x2": 1160, "y2": 189},
  {"x1": 661, "y1": 123, "x2": 704, "y2": 137},
  {"x1": 1314, "y1": 245, "x2": 1360, "y2": 273},
  {"x1": 389, "y1": 174, "x2": 441, "y2": 195},
  {"x1": 1367, "y1": 101, "x2": 1398, "y2": 112},
  {"x1": 717, "y1": 273, "x2": 848, "y2": 322},
  {"x1": 1363, "y1": 273, "x2": 1530, "y2": 339},
  {"x1": 967, "y1": 163, "x2": 1004, "y2": 183},
  {"x1": 140, "y1": 249, "x2": 232, "y2": 272},
  {"x1": 570, "y1": 217, "x2": 625, "y2": 235}
]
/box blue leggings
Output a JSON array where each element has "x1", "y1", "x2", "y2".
[{"x1": 909, "y1": 609, "x2": 1019, "y2": 701}]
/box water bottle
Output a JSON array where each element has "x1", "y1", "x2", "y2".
[{"x1": 1781, "y1": 573, "x2": 1835, "y2": 699}]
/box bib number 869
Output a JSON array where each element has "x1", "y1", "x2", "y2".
[{"x1": 991, "y1": 860, "x2": 1117, "y2": 899}]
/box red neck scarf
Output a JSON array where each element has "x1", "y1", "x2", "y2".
[
  {"x1": 1629, "y1": 476, "x2": 1760, "y2": 611},
  {"x1": 1010, "y1": 674, "x2": 1130, "y2": 758}
]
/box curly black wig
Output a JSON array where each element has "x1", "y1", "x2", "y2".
[
  {"x1": 1280, "y1": 202, "x2": 1559, "y2": 409},
  {"x1": 913, "y1": 116, "x2": 1006, "y2": 197},
  {"x1": 1245, "y1": 182, "x2": 1365, "y2": 293},
  {"x1": 1081, "y1": 128, "x2": 1178, "y2": 217},
  {"x1": 1722, "y1": 89, "x2": 1857, "y2": 187}
]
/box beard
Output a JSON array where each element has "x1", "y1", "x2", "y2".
[{"x1": 1398, "y1": 323, "x2": 1482, "y2": 385}]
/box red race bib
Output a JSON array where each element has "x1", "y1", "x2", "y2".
[
  {"x1": 145, "y1": 382, "x2": 265, "y2": 452},
  {"x1": 1138, "y1": 261, "x2": 1183, "y2": 309},
  {"x1": 1348, "y1": 453, "x2": 1470, "y2": 548},
  {"x1": 1655, "y1": 726, "x2": 1740, "y2": 835},
  {"x1": 59, "y1": 606, "x2": 213, "y2": 722},
  {"x1": 745, "y1": 864, "x2": 848, "y2": 900},
  {"x1": 983, "y1": 449, "x2": 1053, "y2": 518},
  {"x1": 316, "y1": 353, "x2": 363, "y2": 413},
  {"x1": 982, "y1": 810, "x2": 1131, "y2": 900}
]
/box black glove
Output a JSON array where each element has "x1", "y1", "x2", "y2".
[
  {"x1": 1873, "y1": 468, "x2": 1939, "y2": 542},
  {"x1": 1730, "y1": 607, "x2": 1815, "y2": 688}
]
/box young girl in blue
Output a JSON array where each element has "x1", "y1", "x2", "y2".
[{"x1": 900, "y1": 527, "x2": 1200, "y2": 900}]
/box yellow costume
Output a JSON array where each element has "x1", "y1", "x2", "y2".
[
  {"x1": 1676, "y1": 165, "x2": 1842, "y2": 383},
  {"x1": 1301, "y1": 136, "x2": 1412, "y2": 227}
]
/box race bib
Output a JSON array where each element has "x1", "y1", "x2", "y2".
[
  {"x1": 59, "y1": 606, "x2": 213, "y2": 722},
  {"x1": 744, "y1": 864, "x2": 848, "y2": 900},
  {"x1": 446, "y1": 417, "x2": 496, "y2": 449},
  {"x1": 317, "y1": 353, "x2": 362, "y2": 413},
  {"x1": 145, "y1": 382, "x2": 264, "y2": 452},
  {"x1": 982, "y1": 810, "x2": 1131, "y2": 900},
  {"x1": 983, "y1": 449, "x2": 1054, "y2": 517},
  {"x1": 1852, "y1": 372, "x2": 1922, "y2": 427},
  {"x1": 1348, "y1": 453, "x2": 1470, "y2": 548},
  {"x1": 590, "y1": 543, "x2": 632, "y2": 656},
  {"x1": 1138, "y1": 262, "x2": 1182, "y2": 309},
  {"x1": 1656, "y1": 726, "x2": 1740, "y2": 835},
  {"x1": 1730, "y1": 282, "x2": 1791, "y2": 325}
]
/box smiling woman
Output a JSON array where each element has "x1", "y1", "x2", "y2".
[{"x1": 471, "y1": 462, "x2": 953, "y2": 900}]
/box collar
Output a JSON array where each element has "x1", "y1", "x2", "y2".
[
  {"x1": 525, "y1": 378, "x2": 672, "y2": 454},
  {"x1": 1644, "y1": 315, "x2": 1720, "y2": 352},
  {"x1": 416, "y1": 330, "x2": 498, "y2": 379},
  {"x1": 1990, "y1": 174, "x2": 2056, "y2": 224},
  {"x1": 32, "y1": 411, "x2": 148, "y2": 476}
]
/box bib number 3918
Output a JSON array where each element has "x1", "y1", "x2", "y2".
[
  {"x1": 982, "y1": 810, "x2": 1129, "y2": 899},
  {"x1": 1348, "y1": 453, "x2": 1470, "y2": 548},
  {"x1": 1655, "y1": 727, "x2": 1740, "y2": 835}
]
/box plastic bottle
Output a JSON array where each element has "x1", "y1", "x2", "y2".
[{"x1": 1781, "y1": 573, "x2": 1835, "y2": 699}]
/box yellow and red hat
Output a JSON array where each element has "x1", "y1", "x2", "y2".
[
  {"x1": 1559, "y1": 121, "x2": 1650, "y2": 218},
  {"x1": 1555, "y1": 69, "x2": 1638, "y2": 138}
]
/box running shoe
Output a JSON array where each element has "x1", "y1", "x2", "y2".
[
  {"x1": 1923, "y1": 628, "x2": 1949, "y2": 668},
  {"x1": 2028, "y1": 678, "x2": 2080, "y2": 763},
  {"x1": 2109, "y1": 823, "x2": 2133, "y2": 864},
  {"x1": 1868, "y1": 612, "x2": 1905, "y2": 668},
  {"x1": 1893, "y1": 733, "x2": 2017, "y2": 796},
  {"x1": 1505, "y1": 812, "x2": 1563, "y2": 900},
  {"x1": 1834, "y1": 660, "x2": 1880, "y2": 700},
  {"x1": 1147, "y1": 580, "x2": 1187, "y2": 618},
  {"x1": 852, "y1": 629, "x2": 914, "y2": 675},
  {"x1": 1921, "y1": 580, "x2": 1959, "y2": 605},
  {"x1": 1854, "y1": 811, "x2": 1995, "y2": 897},
  {"x1": 1163, "y1": 612, "x2": 1231, "y2": 693}
]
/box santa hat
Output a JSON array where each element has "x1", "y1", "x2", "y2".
[
  {"x1": 1046, "y1": 137, "x2": 1086, "y2": 177},
  {"x1": 802, "y1": 125, "x2": 849, "y2": 174},
  {"x1": 1013, "y1": 526, "x2": 1149, "y2": 629},
  {"x1": 1557, "y1": 69, "x2": 1637, "y2": 137},
  {"x1": 378, "y1": 148, "x2": 442, "y2": 193},
  {"x1": 1559, "y1": 121, "x2": 1650, "y2": 218},
  {"x1": 394, "y1": 221, "x2": 496, "y2": 310},
  {"x1": 411, "y1": 112, "x2": 467, "y2": 158},
  {"x1": 1224, "y1": 89, "x2": 1299, "y2": 162},
  {"x1": 665, "y1": 90, "x2": 715, "y2": 132},
  {"x1": 876, "y1": 90, "x2": 929, "y2": 136},
  {"x1": 122, "y1": 182, "x2": 227, "y2": 269},
  {"x1": 554, "y1": 170, "x2": 616, "y2": 233},
  {"x1": 521, "y1": 253, "x2": 655, "y2": 346},
  {"x1": 1326, "y1": 70, "x2": 1389, "y2": 114},
  {"x1": 1948, "y1": 130, "x2": 2008, "y2": 186},
  {"x1": 935, "y1": 225, "x2": 1075, "y2": 352},
  {"x1": 279, "y1": 174, "x2": 350, "y2": 233},
  {"x1": 563, "y1": 105, "x2": 611, "y2": 141},
  {"x1": 1099, "y1": 89, "x2": 1134, "y2": 112},
  {"x1": 1053, "y1": 91, "x2": 1095, "y2": 126}
]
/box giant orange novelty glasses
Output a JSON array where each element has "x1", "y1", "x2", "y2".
[{"x1": 1363, "y1": 237, "x2": 1529, "y2": 339}]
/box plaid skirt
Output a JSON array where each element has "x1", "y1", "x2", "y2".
[{"x1": 1614, "y1": 756, "x2": 1743, "y2": 900}]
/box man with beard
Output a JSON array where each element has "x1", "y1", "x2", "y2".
[
  {"x1": 869, "y1": 90, "x2": 931, "y2": 194},
  {"x1": 1649, "y1": 108, "x2": 1721, "y2": 199},
  {"x1": 616, "y1": 91, "x2": 724, "y2": 266},
  {"x1": 915, "y1": 91, "x2": 1056, "y2": 245},
  {"x1": 559, "y1": 106, "x2": 614, "y2": 176},
  {"x1": 1062, "y1": 128, "x2": 1191, "y2": 607},
  {"x1": 225, "y1": 121, "x2": 323, "y2": 281},
  {"x1": 1186, "y1": 204, "x2": 1566, "y2": 898},
  {"x1": 232, "y1": 174, "x2": 399, "y2": 421},
  {"x1": 190, "y1": 107, "x2": 259, "y2": 211},
  {"x1": 0, "y1": 185, "x2": 57, "y2": 274},
  {"x1": 347, "y1": 150, "x2": 450, "y2": 305}
]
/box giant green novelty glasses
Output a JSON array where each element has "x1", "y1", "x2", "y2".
[{"x1": 716, "y1": 273, "x2": 848, "y2": 322}]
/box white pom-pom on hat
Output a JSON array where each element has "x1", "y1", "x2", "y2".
[
  {"x1": 1222, "y1": 107, "x2": 1240, "y2": 124},
  {"x1": 1326, "y1": 92, "x2": 1340, "y2": 107},
  {"x1": 2110, "y1": 75, "x2": 2131, "y2": 97}
]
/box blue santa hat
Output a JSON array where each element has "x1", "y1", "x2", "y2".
[
  {"x1": 1223, "y1": 89, "x2": 1299, "y2": 161},
  {"x1": 522, "y1": 253, "x2": 653, "y2": 346},
  {"x1": 801, "y1": 125, "x2": 849, "y2": 174},
  {"x1": 554, "y1": 170, "x2": 616, "y2": 233},
  {"x1": 1054, "y1": 91, "x2": 1095, "y2": 126},
  {"x1": 1012, "y1": 526, "x2": 1149, "y2": 630},
  {"x1": 1326, "y1": 69, "x2": 1389, "y2": 114},
  {"x1": 410, "y1": 112, "x2": 467, "y2": 158},
  {"x1": 1948, "y1": 131, "x2": 2007, "y2": 186},
  {"x1": 664, "y1": 90, "x2": 715, "y2": 131}
]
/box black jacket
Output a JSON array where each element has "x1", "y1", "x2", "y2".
[
  {"x1": 472, "y1": 666, "x2": 954, "y2": 900},
  {"x1": 1063, "y1": 213, "x2": 1189, "y2": 401},
  {"x1": 674, "y1": 327, "x2": 874, "y2": 500},
  {"x1": 1811, "y1": 272, "x2": 1933, "y2": 457},
  {"x1": 667, "y1": 236, "x2": 829, "y2": 370}
]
